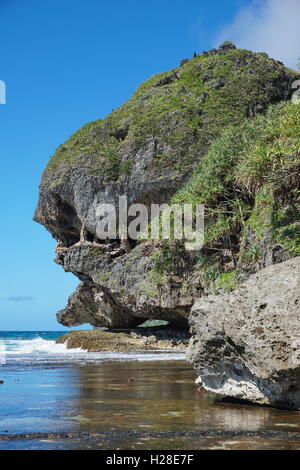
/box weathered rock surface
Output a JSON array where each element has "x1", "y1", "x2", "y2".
[
  {"x1": 34, "y1": 44, "x2": 298, "y2": 328},
  {"x1": 57, "y1": 327, "x2": 189, "y2": 351},
  {"x1": 54, "y1": 241, "x2": 197, "y2": 328},
  {"x1": 187, "y1": 257, "x2": 300, "y2": 409}
]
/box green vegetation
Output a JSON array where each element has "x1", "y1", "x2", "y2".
[
  {"x1": 192, "y1": 252, "x2": 217, "y2": 280},
  {"x1": 172, "y1": 101, "x2": 300, "y2": 267},
  {"x1": 134, "y1": 269, "x2": 168, "y2": 299},
  {"x1": 273, "y1": 201, "x2": 300, "y2": 257},
  {"x1": 88, "y1": 246, "x2": 104, "y2": 257},
  {"x1": 43, "y1": 44, "x2": 300, "y2": 295},
  {"x1": 149, "y1": 94, "x2": 300, "y2": 284},
  {"x1": 152, "y1": 242, "x2": 191, "y2": 275},
  {"x1": 44, "y1": 45, "x2": 296, "y2": 187},
  {"x1": 93, "y1": 272, "x2": 111, "y2": 284},
  {"x1": 213, "y1": 270, "x2": 239, "y2": 291}
]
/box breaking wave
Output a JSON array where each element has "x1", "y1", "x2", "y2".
[{"x1": 0, "y1": 333, "x2": 185, "y2": 365}]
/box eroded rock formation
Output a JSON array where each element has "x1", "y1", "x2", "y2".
[
  {"x1": 34, "y1": 44, "x2": 299, "y2": 328},
  {"x1": 187, "y1": 257, "x2": 300, "y2": 409}
]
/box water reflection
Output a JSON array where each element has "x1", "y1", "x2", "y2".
[
  {"x1": 73, "y1": 361, "x2": 300, "y2": 435},
  {"x1": 1, "y1": 360, "x2": 300, "y2": 449}
]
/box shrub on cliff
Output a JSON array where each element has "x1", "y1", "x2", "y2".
[{"x1": 172, "y1": 100, "x2": 300, "y2": 278}]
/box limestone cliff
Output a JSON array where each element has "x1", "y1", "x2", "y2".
[{"x1": 34, "y1": 43, "x2": 299, "y2": 328}]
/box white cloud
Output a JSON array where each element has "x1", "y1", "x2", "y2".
[
  {"x1": 214, "y1": 0, "x2": 300, "y2": 68},
  {"x1": 8, "y1": 296, "x2": 35, "y2": 302}
]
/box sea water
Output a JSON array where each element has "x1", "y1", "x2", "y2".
[
  {"x1": 1, "y1": 331, "x2": 300, "y2": 450},
  {"x1": 0, "y1": 331, "x2": 185, "y2": 365}
]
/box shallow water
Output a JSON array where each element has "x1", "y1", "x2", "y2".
[{"x1": 1, "y1": 360, "x2": 300, "y2": 450}]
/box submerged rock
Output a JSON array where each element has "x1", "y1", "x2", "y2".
[{"x1": 187, "y1": 257, "x2": 300, "y2": 409}]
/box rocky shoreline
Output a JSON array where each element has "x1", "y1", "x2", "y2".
[{"x1": 56, "y1": 326, "x2": 189, "y2": 352}]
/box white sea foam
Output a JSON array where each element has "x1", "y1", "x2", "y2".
[
  {"x1": 0, "y1": 337, "x2": 185, "y2": 365},
  {"x1": 0, "y1": 344, "x2": 6, "y2": 365},
  {"x1": 3, "y1": 337, "x2": 83, "y2": 355}
]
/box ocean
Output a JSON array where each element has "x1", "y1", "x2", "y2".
[
  {"x1": 0, "y1": 331, "x2": 185, "y2": 365},
  {"x1": 1, "y1": 331, "x2": 300, "y2": 450}
]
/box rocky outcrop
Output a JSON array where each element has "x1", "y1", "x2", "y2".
[
  {"x1": 34, "y1": 44, "x2": 298, "y2": 329},
  {"x1": 187, "y1": 257, "x2": 300, "y2": 409},
  {"x1": 57, "y1": 327, "x2": 189, "y2": 351},
  {"x1": 56, "y1": 281, "x2": 142, "y2": 328},
  {"x1": 54, "y1": 242, "x2": 194, "y2": 328}
]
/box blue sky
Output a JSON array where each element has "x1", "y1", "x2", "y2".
[{"x1": 0, "y1": 0, "x2": 299, "y2": 330}]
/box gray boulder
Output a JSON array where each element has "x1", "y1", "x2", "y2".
[{"x1": 187, "y1": 257, "x2": 300, "y2": 409}]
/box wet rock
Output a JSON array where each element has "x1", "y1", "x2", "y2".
[
  {"x1": 187, "y1": 257, "x2": 300, "y2": 409},
  {"x1": 57, "y1": 326, "x2": 189, "y2": 352}
]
